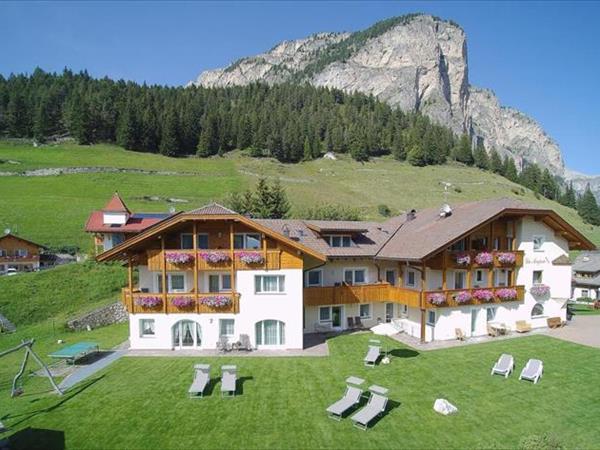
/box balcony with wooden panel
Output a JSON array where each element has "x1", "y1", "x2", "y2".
[
  {"x1": 441, "y1": 250, "x2": 524, "y2": 270},
  {"x1": 145, "y1": 249, "x2": 288, "y2": 272},
  {"x1": 303, "y1": 283, "x2": 422, "y2": 308},
  {"x1": 122, "y1": 288, "x2": 240, "y2": 314},
  {"x1": 423, "y1": 285, "x2": 525, "y2": 308}
]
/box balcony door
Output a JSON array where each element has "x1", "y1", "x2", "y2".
[
  {"x1": 172, "y1": 320, "x2": 201, "y2": 349},
  {"x1": 331, "y1": 306, "x2": 342, "y2": 327}
]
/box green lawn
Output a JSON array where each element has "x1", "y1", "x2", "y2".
[
  {"x1": 1, "y1": 333, "x2": 598, "y2": 449},
  {"x1": 570, "y1": 303, "x2": 600, "y2": 315}
]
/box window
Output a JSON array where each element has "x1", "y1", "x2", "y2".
[
  {"x1": 531, "y1": 303, "x2": 545, "y2": 318},
  {"x1": 0, "y1": 250, "x2": 6, "y2": 257},
  {"x1": 406, "y1": 270, "x2": 416, "y2": 287},
  {"x1": 533, "y1": 235, "x2": 545, "y2": 252},
  {"x1": 359, "y1": 304, "x2": 371, "y2": 319},
  {"x1": 181, "y1": 233, "x2": 209, "y2": 250},
  {"x1": 471, "y1": 237, "x2": 488, "y2": 251},
  {"x1": 582, "y1": 289, "x2": 589, "y2": 298},
  {"x1": 450, "y1": 239, "x2": 466, "y2": 251},
  {"x1": 506, "y1": 237, "x2": 514, "y2": 250},
  {"x1": 140, "y1": 319, "x2": 155, "y2": 337},
  {"x1": 157, "y1": 273, "x2": 186, "y2": 293},
  {"x1": 385, "y1": 270, "x2": 396, "y2": 285},
  {"x1": 111, "y1": 234, "x2": 124, "y2": 247},
  {"x1": 209, "y1": 274, "x2": 231, "y2": 292},
  {"x1": 255, "y1": 320, "x2": 285, "y2": 346},
  {"x1": 454, "y1": 271, "x2": 466, "y2": 289},
  {"x1": 219, "y1": 319, "x2": 235, "y2": 337},
  {"x1": 319, "y1": 306, "x2": 331, "y2": 322},
  {"x1": 475, "y1": 270, "x2": 484, "y2": 282},
  {"x1": 16, "y1": 248, "x2": 28, "y2": 257},
  {"x1": 307, "y1": 270, "x2": 322, "y2": 287},
  {"x1": 533, "y1": 270, "x2": 543, "y2": 285},
  {"x1": 234, "y1": 233, "x2": 261, "y2": 249},
  {"x1": 344, "y1": 269, "x2": 366, "y2": 285},
  {"x1": 486, "y1": 307, "x2": 497, "y2": 322},
  {"x1": 495, "y1": 269, "x2": 509, "y2": 287},
  {"x1": 255, "y1": 275, "x2": 285, "y2": 293},
  {"x1": 325, "y1": 235, "x2": 353, "y2": 247},
  {"x1": 493, "y1": 237, "x2": 500, "y2": 251},
  {"x1": 427, "y1": 310, "x2": 436, "y2": 326},
  {"x1": 400, "y1": 304, "x2": 408, "y2": 317}
]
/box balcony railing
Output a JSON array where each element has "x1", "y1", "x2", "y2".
[
  {"x1": 0, "y1": 254, "x2": 39, "y2": 262},
  {"x1": 303, "y1": 283, "x2": 421, "y2": 308},
  {"x1": 146, "y1": 249, "x2": 282, "y2": 272},
  {"x1": 444, "y1": 250, "x2": 524, "y2": 269},
  {"x1": 122, "y1": 289, "x2": 239, "y2": 314},
  {"x1": 424, "y1": 285, "x2": 525, "y2": 308}
]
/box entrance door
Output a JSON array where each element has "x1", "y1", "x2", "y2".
[
  {"x1": 172, "y1": 320, "x2": 201, "y2": 349},
  {"x1": 331, "y1": 306, "x2": 342, "y2": 327},
  {"x1": 385, "y1": 303, "x2": 394, "y2": 323},
  {"x1": 470, "y1": 309, "x2": 478, "y2": 335}
]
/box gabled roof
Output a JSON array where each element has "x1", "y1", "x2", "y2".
[
  {"x1": 0, "y1": 233, "x2": 46, "y2": 249},
  {"x1": 573, "y1": 251, "x2": 600, "y2": 272},
  {"x1": 102, "y1": 192, "x2": 130, "y2": 214},
  {"x1": 85, "y1": 212, "x2": 170, "y2": 234},
  {"x1": 188, "y1": 202, "x2": 237, "y2": 215},
  {"x1": 552, "y1": 255, "x2": 572, "y2": 266}
]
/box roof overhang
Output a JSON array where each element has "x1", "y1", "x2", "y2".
[{"x1": 0, "y1": 233, "x2": 46, "y2": 250}]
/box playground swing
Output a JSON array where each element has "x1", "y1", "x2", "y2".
[{"x1": 0, "y1": 339, "x2": 63, "y2": 397}]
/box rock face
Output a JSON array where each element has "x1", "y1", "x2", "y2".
[{"x1": 192, "y1": 14, "x2": 566, "y2": 177}]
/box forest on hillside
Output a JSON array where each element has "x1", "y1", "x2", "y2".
[{"x1": 1, "y1": 68, "x2": 600, "y2": 225}]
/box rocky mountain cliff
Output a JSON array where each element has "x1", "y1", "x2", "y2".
[{"x1": 191, "y1": 14, "x2": 566, "y2": 177}]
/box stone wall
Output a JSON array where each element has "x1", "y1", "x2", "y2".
[{"x1": 67, "y1": 302, "x2": 128, "y2": 331}]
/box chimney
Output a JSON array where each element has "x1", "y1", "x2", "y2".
[{"x1": 282, "y1": 224, "x2": 290, "y2": 238}]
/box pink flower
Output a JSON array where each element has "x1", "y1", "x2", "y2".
[
  {"x1": 135, "y1": 296, "x2": 163, "y2": 308},
  {"x1": 199, "y1": 251, "x2": 231, "y2": 264},
  {"x1": 427, "y1": 292, "x2": 447, "y2": 306},
  {"x1": 475, "y1": 252, "x2": 494, "y2": 266},
  {"x1": 455, "y1": 253, "x2": 471, "y2": 266},
  {"x1": 237, "y1": 251, "x2": 264, "y2": 264},
  {"x1": 199, "y1": 295, "x2": 232, "y2": 308},
  {"x1": 454, "y1": 291, "x2": 472, "y2": 304},
  {"x1": 496, "y1": 252, "x2": 516, "y2": 265},
  {"x1": 165, "y1": 252, "x2": 194, "y2": 264},
  {"x1": 473, "y1": 289, "x2": 494, "y2": 302},
  {"x1": 171, "y1": 296, "x2": 195, "y2": 308},
  {"x1": 496, "y1": 288, "x2": 518, "y2": 301},
  {"x1": 530, "y1": 284, "x2": 550, "y2": 297}
]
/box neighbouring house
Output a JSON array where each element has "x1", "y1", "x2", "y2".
[
  {"x1": 572, "y1": 252, "x2": 600, "y2": 300},
  {"x1": 0, "y1": 232, "x2": 45, "y2": 274},
  {"x1": 93, "y1": 196, "x2": 594, "y2": 350},
  {"x1": 85, "y1": 192, "x2": 171, "y2": 254}
]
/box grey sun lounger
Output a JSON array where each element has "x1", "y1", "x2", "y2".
[
  {"x1": 221, "y1": 365, "x2": 237, "y2": 397},
  {"x1": 188, "y1": 364, "x2": 210, "y2": 398},
  {"x1": 350, "y1": 386, "x2": 389, "y2": 431},
  {"x1": 491, "y1": 353, "x2": 514, "y2": 378},
  {"x1": 519, "y1": 359, "x2": 543, "y2": 384},
  {"x1": 364, "y1": 345, "x2": 381, "y2": 367},
  {"x1": 326, "y1": 376, "x2": 365, "y2": 420}
]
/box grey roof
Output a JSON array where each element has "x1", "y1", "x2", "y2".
[
  {"x1": 572, "y1": 251, "x2": 600, "y2": 273},
  {"x1": 187, "y1": 203, "x2": 237, "y2": 215}
]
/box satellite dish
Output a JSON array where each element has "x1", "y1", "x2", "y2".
[
  {"x1": 4, "y1": 228, "x2": 10, "y2": 235},
  {"x1": 169, "y1": 207, "x2": 176, "y2": 214},
  {"x1": 439, "y1": 204, "x2": 453, "y2": 218}
]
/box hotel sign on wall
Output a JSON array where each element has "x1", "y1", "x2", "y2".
[{"x1": 525, "y1": 256, "x2": 550, "y2": 265}]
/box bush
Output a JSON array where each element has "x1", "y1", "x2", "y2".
[
  {"x1": 519, "y1": 434, "x2": 564, "y2": 450},
  {"x1": 296, "y1": 204, "x2": 363, "y2": 221},
  {"x1": 378, "y1": 204, "x2": 391, "y2": 217}
]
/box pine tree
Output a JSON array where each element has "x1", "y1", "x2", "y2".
[
  {"x1": 407, "y1": 144, "x2": 427, "y2": 166},
  {"x1": 303, "y1": 136, "x2": 313, "y2": 161},
  {"x1": 391, "y1": 129, "x2": 406, "y2": 160},
  {"x1": 159, "y1": 107, "x2": 179, "y2": 156},
  {"x1": 519, "y1": 163, "x2": 542, "y2": 192},
  {"x1": 349, "y1": 130, "x2": 369, "y2": 162},
  {"x1": 560, "y1": 182, "x2": 577, "y2": 209},
  {"x1": 451, "y1": 134, "x2": 474, "y2": 165},
  {"x1": 197, "y1": 113, "x2": 219, "y2": 157},
  {"x1": 488, "y1": 148, "x2": 503, "y2": 174},
  {"x1": 116, "y1": 101, "x2": 138, "y2": 150},
  {"x1": 7, "y1": 92, "x2": 30, "y2": 137},
  {"x1": 268, "y1": 179, "x2": 291, "y2": 219},
  {"x1": 577, "y1": 184, "x2": 600, "y2": 225},
  {"x1": 253, "y1": 178, "x2": 273, "y2": 218},
  {"x1": 236, "y1": 115, "x2": 253, "y2": 150},
  {"x1": 540, "y1": 168, "x2": 559, "y2": 200},
  {"x1": 473, "y1": 141, "x2": 489, "y2": 170},
  {"x1": 33, "y1": 94, "x2": 52, "y2": 142},
  {"x1": 502, "y1": 156, "x2": 519, "y2": 182}
]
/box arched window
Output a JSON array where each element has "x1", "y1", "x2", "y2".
[
  {"x1": 255, "y1": 320, "x2": 285, "y2": 346},
  {"x1": 531, "y1": 303, "x2": 544, "y2": 318},
  {"x1": 172, "y1": 320, "x2": 202, "y2": 348}
]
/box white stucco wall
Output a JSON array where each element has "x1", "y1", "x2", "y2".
[{"x1": 572, "y1": 285, "x2": 598, "y2": 300}]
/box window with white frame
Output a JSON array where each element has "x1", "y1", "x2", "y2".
[
  {"x1": 359, "y1": 304, "x2": 371, "y2": 319},
  {"x1": 255, "y1": 275, "x2": 285, "y2": 293},
  {"x1": 427, "y1": 310, "x2": 436, "y2": 326},
  {"x1": 401, "y1": 304, "x2": 408, "y2": 317},
  {"x1": 344, "y1": 268, "x2": 366, "y2": 285},
  {"x1": 219, "y1": 319, "x2": 235, "y2": 338},
  {"x1": 532, "y1": 270, "x2": 543, "y2": 285},
  {"x1": 581, "y1": 289, "x2": 589, "y2": 298},
  {"x1": 324, "y1": 235, "x2": 353, "y2": 247},
  {"x1": 157, "y1": 273, "x2": 186, "y2": 293},
  {"x1": 255, "y1": 320, "x2": 285, "y2": 346},
  {"x1": 486, "y1": 307, "x2": 497, "y2": 322},
  {"x1": 454, "y1": 271, "x2": 466, "y2": 289},
  {"x1": 531, "y1": 303, "x2": 545, "y2": 318},
  {"x1": 233, "y1": 233, "x2": 261, "y2": 249},
  {"x1": 306, "y1": 270, "x2": 322, "y2": 287},
  {"x1": 180, "y1": 233, "x2": 209, "y2": 250},
  {"x1": 319, "y1": 306, "x2": 331, "y2": 322},
  {"x1": 406, "y1": 270, "x2": 416, "y2": 287},
  {"x1": 140, "y1": 319, "x2": 155, "y2": 337},
  {"x1": 533, "y1": 235, "x2": 545, "y2": 252},
  {"x1": 495, "y1": 269, "x2": 509, "y2": 287},
  {"x1": 208, "y1": 273, "x2": 231, "y2": 292}
]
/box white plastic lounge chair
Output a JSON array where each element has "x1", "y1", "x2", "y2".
[
  {"x1": 188, "y1": 364, "x2": 210, "y2": 398},
  {"x1": 491, "y1": 354, "x2": 514, "y2": 378},
  {"x1": 519, "y1": 359, "x2": 543, "y2": 384},
  {"x1": 221, "y1": 365, "x2": 237, "y2": 397},
  {"x1": 326, "y1": 385, "x2": 363, "y2": 420},
  {"x1": 364, "y1": 345, "x2": 381, "y2": 367},
  {"x1": 350, "y1": 386, "x2": 389, "y2": 430}
]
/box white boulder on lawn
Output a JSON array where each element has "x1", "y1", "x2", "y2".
[{"x1": 433, "y1": 398, "x2": 458, "y2": 415}]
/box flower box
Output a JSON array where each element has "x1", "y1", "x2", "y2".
[
  {"x1": 473, "y1": 289, "x2": 494, "y2": 302},
  {"x1": 496, "y1": 252, "x2": 516, "y2": 265},
  {"x1": 237, "y1": 251, "x2": 265, "y2": 265},
  {"x1": 199, "y1": 295, "x2": 232, "y2": 308},
  {"x1": 474, "y1": 252, "x2": 494, "y2": 266},
  {"x1": 427, "y1": 292, "x2": 447, "y2": 306},
  {"x1": 454, "y1": 291, "x2": 472, "y2": 304},
  {"x1": 454, "y1": 253, "x2": 471, "y2": 266},
  {"x1": 165, "y1": 252, "x2": 195, "y2": 265},
  {"x1": 496, "y1": 288, "x2": 518, "y2": 301},
  {"x1": 199, "y1": 251, "x2": 231, "y2": 264},
  {"x1": 135, "y1": 296, "x2": 163, "y2": 308},
  {"x1": 530, "y1": 284, "x2": 550, "y2": 297},
  {"x1": 171, "y1": 296, "x2": 195, "y2": 309}
]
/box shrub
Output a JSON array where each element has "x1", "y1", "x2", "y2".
[{"x1": 378, "y1": 204, "x2": 391, "y2": 217}]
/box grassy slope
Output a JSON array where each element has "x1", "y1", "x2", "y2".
[
  {"x1": 1, "y1": 333, "x2": 599, "y2": 449},
  {"x1": 1, "y1": 142, "x2": 598, "y2": 250}
]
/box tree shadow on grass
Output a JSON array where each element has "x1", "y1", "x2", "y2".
[
  {"x1": 389, "y1": 348, "x2": 420, "y2": 358},
  {"x1": 8, "y1": 427, "x2": 65, "y2": 450}
]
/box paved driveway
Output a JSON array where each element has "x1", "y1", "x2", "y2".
[{"x1": 546, "y1": 315, "x2": 600, "y2": 349}]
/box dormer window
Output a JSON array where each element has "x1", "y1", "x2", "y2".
[{"x1": 325, "y1": 235, "x2": 353, "y2": 247}]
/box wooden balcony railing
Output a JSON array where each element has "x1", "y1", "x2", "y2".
[
  {"x1": 424, "y1": 285, "x2": 525, "y2": 308},
  {"x1": 122, "y1": 289, "x2": 240, "y2": 314},
  {"x1": 303, "y1": 283, "x2": 421, "y2": 308},
  {"x1": 0, "y1": 255, "x2": 39, "y2": 263},
  {"x1": 444, "y1": 250, "x2": 524, "y2": 269},
  {"x1": 146, "y1": 249, "x2": 282, "y2": 272}
]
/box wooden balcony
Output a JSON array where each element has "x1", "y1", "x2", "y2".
[
  {"x1": 444, "y1": 250, "x2": 524, "y2": 270},
  {"x1": 303, "y1": 283, "x2": 421, "y2": 308},
  {"x1": 122, "y1": 289, "x2": 240, "y2": 314},
  {"x1": 0, "y1": 255, "x2": 39, "y2": 263},
  {"x1": 424, "y1": 285, "x2": 525, "y2": 308},
  {"x1": 146, "y1": 249, "x2": 285, "y2": 272}
]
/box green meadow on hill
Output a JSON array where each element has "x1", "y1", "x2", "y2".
[{"x1": 1, "y1": 141, "x2": 598, "y2": 251}]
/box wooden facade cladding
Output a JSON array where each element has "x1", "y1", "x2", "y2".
[
  {"x1": 303, "y1": 283, "x2": 422, "y2": 308},
  {"x1": 122, "y1": 289, "x2": 240, "y2": 314},
  {"x1": 0, "y1": 235, "x2": 41, "y2": 262}
]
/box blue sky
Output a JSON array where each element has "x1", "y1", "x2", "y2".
[{"x1": 1, "y1": 1, "x2": 598, "y2": 174}]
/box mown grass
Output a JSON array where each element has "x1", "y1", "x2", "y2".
[
  {"x1": 0, "y1": 333, "x2": 599, "y2": 449},
  {"x1": 570, "y1": 303, "x2": 600, "y2": 315}
]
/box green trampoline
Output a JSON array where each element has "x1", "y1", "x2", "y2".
[{"x1": 49, "y1": 342, "x2": 99, "y2": 365}]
